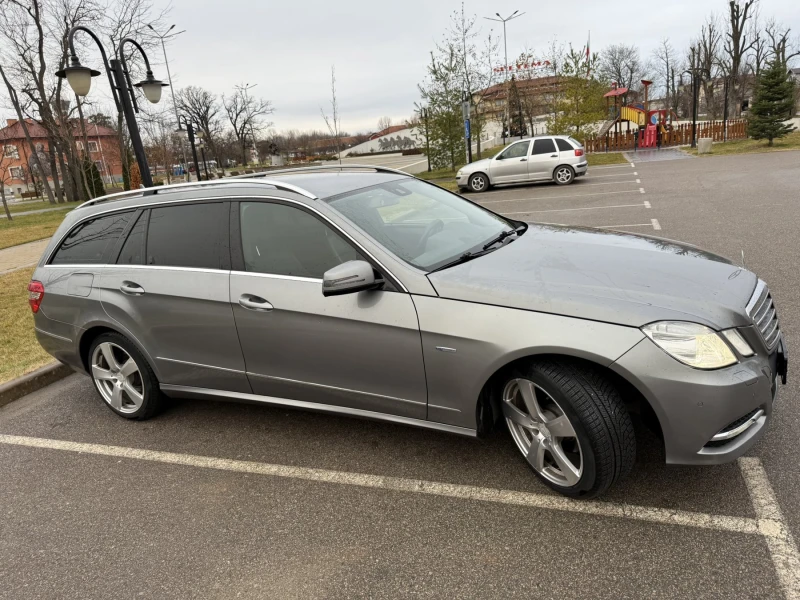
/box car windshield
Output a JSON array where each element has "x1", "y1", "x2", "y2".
[{"x1": 326, "y1": 178, "x2": 514, "y2": 271}]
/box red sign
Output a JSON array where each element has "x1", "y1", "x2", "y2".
[{"x1": 493, "y1": 60, "x2": 552, "y2": 74}]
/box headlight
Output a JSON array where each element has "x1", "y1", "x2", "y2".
[
  {"x1": 721, "y1": 329, "x2": 755, "y2": 357},
  {"x1": 642, "y1": 322, "x2": 737, "y2": 369},
  {"x1": 456, "y1": 170, "x2": 464, "y2": 177}
]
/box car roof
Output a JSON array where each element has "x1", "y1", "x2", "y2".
[{"x1": 70, "y1": 166, "x2": 412, "y2": 219}]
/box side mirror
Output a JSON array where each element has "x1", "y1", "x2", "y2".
[{"x1": 322, "y1": 260, "x2": 383, "y2": 297}]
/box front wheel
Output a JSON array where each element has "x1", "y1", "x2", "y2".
[
  {"x1": 468, "y1": 172, "x2": 489, "y2": 193},
  {"x1": 554, "y1": 165, "x2": 575, "y2": 185},
  {"x1": 501, "y1": 359, "x2": 635, "y2": 498}
]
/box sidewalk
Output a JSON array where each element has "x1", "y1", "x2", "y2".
[
  {"x1": 1, "y1": 206, "x2": 71, "y2": 219},
  {"x1": 0, "y1": 239, "x2": 49, "y2": 275}
]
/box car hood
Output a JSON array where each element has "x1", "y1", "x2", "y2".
[
  {"x1": 426, "y1": 223, "x2": 757, "y2": 329},
  {"x1": 460, "y1": 158, "x2": 492, "y2": 173}
]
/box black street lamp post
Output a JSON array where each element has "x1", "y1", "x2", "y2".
[
  {"x1": 421, "y1": 107, "x2": 431, "y2": 172},
  {"x1": 177, "y1": 116, "x2": 202, "y2": 181},
  {"x1": 56, "y1": 26, "x2": 168, "y2": 188},
  {"x1": 196, "y1": 137, "x2": 211, "y2": 180}
]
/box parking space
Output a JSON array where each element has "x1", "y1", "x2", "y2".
[
  {"x1": 1, "y1": 151, "x2": 799, "y2": 599},
  {"x1": 340, "y1": 152, "x2": 429, "y2": 174}
]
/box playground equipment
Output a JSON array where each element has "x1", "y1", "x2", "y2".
[{"x1": 598, "y1": 80, "x2": 678, "y2": 148}]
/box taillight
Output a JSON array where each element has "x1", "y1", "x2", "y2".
[
  {"x1": 574, "y1": 148, "x2": 585, "y2": 157},
  {"x1": 28, "y1": 280, "x2": 44, "y2": 313}
]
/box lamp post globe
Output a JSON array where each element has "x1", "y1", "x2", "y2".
[
  {"x1": 135, "y1": 73, "x2": 168, "y2": 104},
  {"x1": 55, "y1": 58, "x2": 100, "y2": 97}
]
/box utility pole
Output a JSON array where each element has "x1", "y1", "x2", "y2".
[
  {"x1": 484, "y1": 11, "x2": 525, "y2": 146},
  {"x1": 462, "y1": 91, "x2": 472, "y2": 164},
  {"x1": 421, "y1": 107, "x2": 431, "y2": 172},
  {"x1": 148, "y1": 23, "x2": 188, "y2": 181},
  {"x1": 691, "y1": 47, "x2": 699, "y2": 149}
]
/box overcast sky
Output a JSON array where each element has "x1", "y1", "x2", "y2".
[{"x1": 6, "y1": 0, "x2": 799, "y2": 135}]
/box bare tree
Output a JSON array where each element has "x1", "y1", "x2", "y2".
[
  {"x1": 223, "y1": 85, "x2": 273, "y2": 166},
  {"x1": 723, "y1": 0, "x2": 757, "y2": 114},
  {"x1": 376, "y1": 116, "x2": 392, "y2": 132},
  {"x1": 598, "y1": 43, "x2": 647, "y2": 100},
  {"x1": 175, "y1": 86, "x2": 223, "y2": 163},
  {"x1": 0, "y1": 147, "x2": 13, "y2": 220},
  {"x1": 320, "y1": 66, "x2": 342, "y2": 164},
  {"x1": 765, "y1": 20, "x2": 800, "y2": 67},
  {"x1": 697, "y1": 15, "x2": 723, "y2": 117},
  {"x1": 652, "y1": 38, "x2": 680, "y2": 113}
]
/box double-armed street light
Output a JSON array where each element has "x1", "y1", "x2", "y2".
[
  {"x1": 56, "y1": 26, "x2": 168, "y2": 188},
  {"x1": 195, "y1": 131, "x2": 211, "y2": 180}
]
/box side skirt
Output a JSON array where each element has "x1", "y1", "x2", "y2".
[{"x1": 160, "y1": 384, "x2": 478, "y2": 438}]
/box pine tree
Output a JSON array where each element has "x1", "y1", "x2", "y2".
[
  {"x1": 417, "y1": 47, "x2": 464, "y2": 170},
  {"x1": 747, "y1": 59, "x2": 796, "y2": 146},
  {"x1": 81, "y1": 158, "x2": 106, "y2": 198}
]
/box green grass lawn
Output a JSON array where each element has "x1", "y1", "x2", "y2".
[
  {"x1": 4, "y1": 200, "x2": 82, "y2": 215},
  {"x1": 689, "y1": 131, "x2": 800, "y2": 157},
  {"x1": 0, "y1": 208, "x2": 72, "y2": 250},
  {"x1": 586, "y1": 152, "x2": 629, "y2": 165},
  {"x1": 0, "y1": 267, "x2": 54, "y2": 384}
]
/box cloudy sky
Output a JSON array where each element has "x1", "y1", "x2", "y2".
[{"x1": 7, "y1": 0, "x2": 799, "y2": 135}]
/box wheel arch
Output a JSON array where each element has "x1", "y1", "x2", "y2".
[
  {"x1": 552, "y1": 163, "x2": 576, "y2": 180},
  {"x1": 78, "y1": 323, "x2": 161, "y2": 380},
  {"x1": 469, "y1": 170, "x2": 492, "y2": 186},
  {"x1": 476, "y1": 352, "x2": 664, "y2": 445}
]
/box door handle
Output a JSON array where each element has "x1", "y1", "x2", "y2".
[
  {"x1": 550, "y1": 154, "x2": 558, "y2": 158},
  {"x1": 520, "y1": 158, "x2": 527, "y2": 161},
  {"x1": 120, "y1": 281, "x2": 145, "y2": 296},
  {"x1": 239, "y1": 294, "x2": 273, "y2": 312}
]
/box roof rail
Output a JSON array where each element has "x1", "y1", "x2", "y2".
[
  {"x1": 231, "y1": 164, "x2": 414, "y2": 178},
  {"x1": 75, "y1": 177, "x2": 317, "y2": 210}
]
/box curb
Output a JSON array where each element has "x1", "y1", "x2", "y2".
[{"x1": 0, "y1": 362, "x2": 74, "y2": 408}]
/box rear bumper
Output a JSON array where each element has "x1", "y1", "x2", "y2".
[
  {"x1": 611, "y1": 335, "x2": 783, "y2": 465},
  {"x1": 574, "y1": 161, "x2": 588, "y2": 176}
]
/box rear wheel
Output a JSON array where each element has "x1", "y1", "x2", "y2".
[
  {"x1": 89, "y1": 333, "x2": 165, "y2": 420},
  {"x1": 500, "y1": 359, "x2": 635, "y2": 498},
  {"x1": 554, "y1": 165, "x2": 575, "y2": 185},
  {"x1": 468, "y1": 172, "x2": 489, "y2": 193}
]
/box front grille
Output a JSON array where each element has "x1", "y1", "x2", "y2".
[{"x1": 746, "y1": 280, "x2": 781, "y2": 349}]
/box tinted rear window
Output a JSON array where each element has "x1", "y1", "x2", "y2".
[
  {"x1": 531, "y1": 139, "x2": 557, "y2": 155},
  {"x1": 116, "y1": 211, "x2": 147, "y2": 265},
  {"x1": 555, "y1": 138, "x2": 575, "y2": 152},
  {"x1": 51, "y1": 212, "x2": 133, "y2": 265},
  {"x1": 146, "y1": 203, "x2": 225, "y2": 269}
]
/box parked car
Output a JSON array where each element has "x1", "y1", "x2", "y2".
[
  {"x1": 456, "y1": 135, "x2": 588, "y2": 192},
  {"x1": 29, "y1": 166, "x2": 786, "y2": 498}
]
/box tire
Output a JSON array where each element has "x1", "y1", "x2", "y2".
[
  {"x1": 500, "y1": 358, "x2": 635, "y2": 498},
  {"x1": 88, "y1": 332, "x2": 166, "y2": 420},
  {"x1": 553, "y1": 165, "x2": 575, "y2": 185},
  {"x1": 468, "y1": 172, "x2": 490, "y2": 193}
]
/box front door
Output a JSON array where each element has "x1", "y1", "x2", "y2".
[
  {"x1": 99, "y1": 202, "x2": 251, "y2": 393},
  {"x1": 489, "y1": 140, "x2": 531, "y2": 183},
  {"x1": 229, "y1": 200, "x2": 428, "y2": 419},
  {"x1": 527, "y1": 138, "x2": 561, "y2": 180}
]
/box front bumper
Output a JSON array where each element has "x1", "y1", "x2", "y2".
[{"x1": 611, "y1": 333, "x2": 785, "y2": 465}]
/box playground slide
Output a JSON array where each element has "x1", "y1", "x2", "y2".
[{"x1": 619, "y1": 106, "x2": 646, "y2": 127}]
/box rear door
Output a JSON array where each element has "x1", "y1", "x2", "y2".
[
  {"x1": 99, "y1": 201, "x2": 251, "y2": 393},
  {"x1": 229, "y1": 199, "x2": 428, "y2": 419},
  {"x1": 488, "y1": 140, "x2": 531, "y2": 183},
  {"x1": 527, "y1": 138, "x2": 561, "y2": 180}
]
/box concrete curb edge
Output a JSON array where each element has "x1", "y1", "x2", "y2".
[{"x1": 0, "y1": 362, "x2": 74, "y2": 408}]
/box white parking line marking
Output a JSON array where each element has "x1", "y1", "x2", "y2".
[
  {"x1": 636, "y1": 179, "x2": 641, "y2": 183},
  {"x1": 630, "y1": 162, "x2": 635, "y2": 167},
  {"x1": 651, "y1": 219, "x2": 662, "y2": 230},
  {"x1": 505, "y1": 202, "x2": 649, "y2": 216},
  {"x1": 575, "y1": 181, "x2": 641, "y2": 188},
  {"x1": 644, "y1": 201, "x2": 651, "y2": 208},
  {"x1": 397, "y1": 158, "x2": 428, "y2": 170},
  {"x1": 595, "y1": 223, "x2": 657, "y2": 229},
  {"x1": 0, "y1": 435, "x2": 796, "y2": 597},
  {"x1": 740, "y1": 458, "x2": 800, "y2": 600},
  {"x1": 589, "y1": 164, "x2": 631, "y2": 170},
  {"x1": 478, "y1": 189, "x2": 641, "y2": 205},
  {"x1": 585, "y1": 172, "x2": 640, "y2": 179},
  {"x1": 640, "y1": 188, "x2": 646, "y2": 194}
]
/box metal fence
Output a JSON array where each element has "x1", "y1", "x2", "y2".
[{"x1": 584, "y1": 119, "x2": 748, "y2": 153}]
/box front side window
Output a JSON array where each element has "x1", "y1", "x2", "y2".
[
  {"x1": 10, "y1": 166, "x2": 24, "y2": 179},
  {"x1": 146, "y1": 203, "x2": 225, "y2": 269},
  {"x1": 3, "y1": 144, "x2": 19, "y2": 159},
  {"x1": 51, "y1": 212, "x2": 133, "y2": 265},
  {"x1": 327, "y1": 179, "x2": 512, "y2": 271},
  {"x1": 240, "y1": 202, "x2": 361, "y2": 279},
  {"x1": 532, "y1": 139, "x2": 557, "y2": 155},
  {"x1": 496, "y1": 141, "x2": 530, "y2": 160},
  {"x1": 88, "y1": 141, "x2": 99, "y2": 153}
]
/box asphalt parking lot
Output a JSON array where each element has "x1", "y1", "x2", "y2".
[{"x1": 1, "y1": 151, "x2": 798, "y2": 599}]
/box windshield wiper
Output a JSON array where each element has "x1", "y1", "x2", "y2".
[
  {"x1": 482, "y1": 225, "x2": 525, "y2": 251},
  {"x1": 429, "y1": 251, "x2": 482, "y2": 273}
]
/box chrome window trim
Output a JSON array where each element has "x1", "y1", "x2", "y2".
[
  {"x1": 46, "y1": 194, "x2": 409, "y2": 293},
  {"x1": 230, "y1": 270, "x2": 321, "y2": 283},
  {"x1": 156, "y1": 356, "x2": 245, "y2": 374},
  {"x1": 247, "y1": 371, "x2": 426, "y2": 407},
  {"x1": 41, "y1": 264, "x2": 229, "y2": 275}
]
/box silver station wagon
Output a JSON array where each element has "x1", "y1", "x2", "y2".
[{"x1": 30, "y1": 166, "x2": 787, "y2": 498}]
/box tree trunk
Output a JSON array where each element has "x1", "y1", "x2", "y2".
[
  {"x1": 56, "y1": 150, "x2": 73, "y2": 202},
  {"x1": 47, "y1": 142, "x2": 63, "y2": 203},
  {"x1": 0, "y1": 187, "x2": 11, "y2": 220}
]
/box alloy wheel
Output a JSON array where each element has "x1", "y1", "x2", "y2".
[
  {"x1": 502, "y1": 378, "x2": 583, "y2": 487},
  {"x1": 91, "y1": 342, "x2": 145, "y2": 414},
  {"x1": 470, "y1": 174, "x2": 487, "y2": 192},
  {"x1": 555, "y1": 167, "x2": 573, "y2": 184}
]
